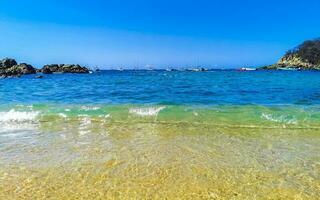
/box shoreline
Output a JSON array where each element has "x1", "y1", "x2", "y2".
[{"x1": 1, "y1": 103, "x2": 319, "y2": 199}]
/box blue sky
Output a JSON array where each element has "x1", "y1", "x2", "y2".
[{"x1": 0, "y1": 0, "x2": 319, "y2": 68}]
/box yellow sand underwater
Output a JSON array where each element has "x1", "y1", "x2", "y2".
[{"x1": 1, "y1": 116, "x2": 319, "y2": 199}]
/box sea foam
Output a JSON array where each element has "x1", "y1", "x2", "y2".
[
  {"x1": 261, "y1": 113, "x2": 297, "y2": 124},
  {"x1": 80, "y1": 106, "x2": 101, "y2": 111},
  {"x1": 0, "y1": 109, "x2": 40, "y2": 123},
  {"x1": 0, "y1": 109, "x2": 40, "y2": 135},
  {"x1": 129, "y1": 106, "x2": 165, "y2": 117}
]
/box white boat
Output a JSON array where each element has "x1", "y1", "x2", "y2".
[
  {"x1": 239, "y1": 67, "x2": 256, "y2": 71},
  {"x1": 278, "y1": 67, "x2": 298, "y2": 71},
  {"x1": 116, "y1": 67, "x2": 124, "y2": 71},
  {"x1": 188, "y1": 67, "x2": 207, "y2": 72}
]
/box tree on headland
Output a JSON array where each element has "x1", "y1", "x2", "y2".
[
  {"x1": 288, "y1": 38, "x2": 320, "y2": 65},
  {"x1": 260, "y1": 38, "x2": 320, "y2": 70}
]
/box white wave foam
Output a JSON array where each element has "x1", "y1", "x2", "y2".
[
  {"x1": 78, "y1": 116, "x2": 92, "y2": 136},
  {"x1": 80, "y1": 106, "x2": 100, "y2": 111},
  {"x1": 0, "y1": 109, "x2": 40, "y2": 135},
  {"x1": 78, "y1": 114, "x2": 89, "y2": 117},
  {"x1": 98, "y1": 114, "x2": 111, "y2": 118},
  {"x1": 129, "y1": 106, "x2": 165, "y2": 117},
  {"x1": 0, "y1": 109, "x2": 40, "y2": 123},
  {"x1": 261, "y1": 113, "x2": 297, "y2": 124}
]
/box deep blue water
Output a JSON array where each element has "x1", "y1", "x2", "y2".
[{"x1": 1, "y1": 70, "x2": 320, "y2": 105}]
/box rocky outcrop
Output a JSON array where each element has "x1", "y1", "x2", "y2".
[
  {"x1": 0, "y1": 58, "x2": 36, "y2": 77},
  {"x1": 277, "y1": 54, "x2": 314, "y2": 68},
  {"x1": 260, "y1": 54, "x2": 316, "y2": 70},
  {"x1": 0, "y1": 58, "x2": 92, "y2": 78},
  {"x1": 0, "y1": 58, "x2": 17, "y2": 68},
  {"x1": 11, "y1": 63, "x2": 37, "y2": 74},
  {"x1": 260, "y1": 39, "x2": 320, "y2": 70},
  {"x1": 41, "y1": 64, "x2": 90, "y2": 74}
]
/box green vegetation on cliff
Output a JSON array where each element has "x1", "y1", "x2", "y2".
[{"x1": 261, "y1": 38, "x2": 320, "y2": 70}]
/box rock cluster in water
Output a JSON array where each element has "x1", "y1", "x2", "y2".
[
  {"x1": 0, "y1": 58, "x2": 90, "y2": 78},
  {"x1": 0, "y1": 58, "x2": 36, "y2": 78},
  {"x1": 41, "y1": 64, "x2": 89, "y2": 74},
  {"x1": 260, "y1": 39, "x2": 320, "y2": 70}
]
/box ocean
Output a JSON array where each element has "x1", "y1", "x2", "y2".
[{"x1": 1, "y1": 70, "x2": 320, "y2": 199}]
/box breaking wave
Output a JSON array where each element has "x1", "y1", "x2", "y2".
[
  {"x1": 0, "y1": 104, "x2": 318, "y2": 130},
  {"x1": 129, "y1": 106, "x2": 166, "y2": 117},
  {"x1": 261, "y1": 113, "x2": 298, "y2": 124},
  {"x1": 0, "y1": 109, "x2": 40, "y2": 123}
]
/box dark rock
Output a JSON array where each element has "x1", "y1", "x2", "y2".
[
  {"x1": 41, "y1": 64, "x2": 58, "y2": 74},
  {"x1": 0, "y1": 58, "x2": 36, "y2": 77},
  {"x1": 35, "y1": 75, "x2": 44, "y2": 79},
  {"x1": 0, "y1": 58, "x2": 17, "y2": 69},
  {"x1": 1, "y1": 57, "x2": 90, "y2": 77},
  {"x1": 41, "y1": 64, "x2": 89, "y2": 74},
  {"x1": 12, "y1": 63, "x2": 37, "y2": 74},
  {"x1": 5, "y1": 64, "x2": 36, "y2": 76}
]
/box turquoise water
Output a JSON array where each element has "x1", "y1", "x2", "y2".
[{"x1": 1, "y1": 70, "x2": 320, "y2": 199}]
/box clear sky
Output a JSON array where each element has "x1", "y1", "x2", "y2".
[{"x1": 0, "y1": 0, "x2": 319, "y2": 69}]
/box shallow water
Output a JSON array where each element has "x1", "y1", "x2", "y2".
[{"x1": 0, "y1": 71, "x2": 320, "y2": 199}]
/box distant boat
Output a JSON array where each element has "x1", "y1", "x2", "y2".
[
  {"x1": 278, "y1": 67, "x2": 298, "y2": 71},
  {"x1": 116, "y1": 67, "x2": 124, "y2": 71},
  {"x1": 166, "y1": 67, "x2": 179, "y2": 71},
  {"x1": 187, "y1": 67, "x2": 208, "y2": 72},
  {"x1": 239, "y1": 67, "x2": 256, "y2": 71},
  {"x1": 145, "y1": 64, "x2": 154, "y2": 71}
]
